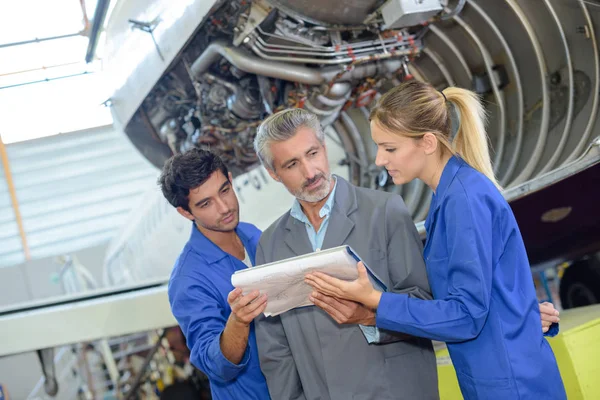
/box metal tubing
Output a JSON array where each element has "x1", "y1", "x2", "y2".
[
  {"x1": 454, "y1": 15, "x2": 507, "y2": 174},
  {"x1": 251, "y1": 40, "x2": 417, "y2": 65},
  {"x1": 85, "y1": 0, "x2": 111, "y2": 63},
  {"x1": 506, "y1": 0, "x2": 551, "y2": 185},
  {"x1": 0, "y1": 33, "x2": 81, "y2": 49},
  {"x1": 441, "y1": 0, "x2": 466, "y2": 20},
  {"x1": 191, "y1": 40, "x2": 325, "y2": 84},
  {"x1": 340, "y1": 111, "x2": 370, "y2": 186},
  {"x1": 428, "y1": 25, "x2": 472, "y2": 81},
  {"x1": 253, "y1": 28, "x2": 412, "y2": 54},
  {"x1": 562, "y1": 1, "x2": 599, "y2": 164},
  {"x1": 539, "y1": 0, "x2": 575, "y2": 173},
  {"x1": 422, "y1": 47, "x2": 455, "y2": 86},
  {"x1": 467, "y1": 0, "x2": 524, "y2": 185},
  {"x1": 191, "y1": 40, "x2": 407, "y2": 85}
]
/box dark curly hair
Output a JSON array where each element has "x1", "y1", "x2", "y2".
[{"x1": 158, "y1": 148, "x2": 229, "y2": 212}]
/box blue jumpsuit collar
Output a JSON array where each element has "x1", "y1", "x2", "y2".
[
  {"x1": 432, "y1": 156, "x2": 465, "y2": 210},
  {"x1": 188, "y1": 222, "x2": 258, "y2": 265}
]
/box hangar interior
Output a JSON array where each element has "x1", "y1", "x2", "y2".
[{"x1": 0, "y1": 0, "x2": 600, "y2": 399}]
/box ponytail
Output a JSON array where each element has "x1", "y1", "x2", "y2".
[
  {"x1": 371, "y1": 80, "x2": 501, "y2": 190},
  {"x1": 443, "y1": 87, "x2": 501, "y2": 190}
]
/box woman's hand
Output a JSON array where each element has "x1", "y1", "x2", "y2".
[
  {"x1": 305, "y1": 262, "x2": 383, "y2": 310},
  {"x1": 539, "y1": 302, "x2": 560, "y2": 333}
]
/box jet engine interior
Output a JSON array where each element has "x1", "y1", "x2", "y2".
[{"x1": 119, "y1": 0, "x2": 599, "y2": 223}]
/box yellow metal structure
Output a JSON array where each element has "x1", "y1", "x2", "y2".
[
  {"x1": 435, "y1": 304, "x2": 600, "y2": 399},
  {"x1": 0, "y1": 133, "x2": 30, "y2": 260}
]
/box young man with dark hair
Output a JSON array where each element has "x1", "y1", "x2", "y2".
[{"x1": 159, "y1": 148, "x2": 270, "y2": 400}]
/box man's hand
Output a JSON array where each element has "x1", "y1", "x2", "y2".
[
  {"x1": 228, "y1": 288, "x2": 267, "y2": 326},
  {"x1": 539, "y1": 302, "x2": 560, "y2": 333},
  {"x1": 221, "y1": 289, "x2": 267, "y2": 364},
  {"x1": 309, "y1": 291, "x2": 376, "y2": 325}
]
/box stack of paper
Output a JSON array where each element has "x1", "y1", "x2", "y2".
[{"x1": 231, "y1": 246, "x2": 360, "y2": 317}]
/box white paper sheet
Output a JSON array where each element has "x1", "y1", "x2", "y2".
[{"x1": 231, "y1": 245, "x2": 359, "y2": 317}]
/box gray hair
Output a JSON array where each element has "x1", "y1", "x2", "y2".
[{"x1": 254, "y1": 108, "x2": 325, "y2": 171}]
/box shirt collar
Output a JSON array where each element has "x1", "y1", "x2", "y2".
[
  {"x1": 431, "y1": 155, "x2": 465, "y2": 211},
  {"x1": 290, "y1": 177, "x2": 338, "y2": 224},
  {"x1": 188, "y1": 222, "x2": 255, "y2": 265}
]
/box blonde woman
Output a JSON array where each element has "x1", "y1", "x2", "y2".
[{"x1": 305, "y1": 80, "x2": 566, "y2": 399}]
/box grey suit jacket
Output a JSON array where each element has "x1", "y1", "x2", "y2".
[{"x1": 255, "y1": 176, "x2": 439, "y2": 400}]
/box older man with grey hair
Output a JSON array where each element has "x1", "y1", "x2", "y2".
[{"x1": 252, "y1": 108, "x2": 439, "y2": 400}]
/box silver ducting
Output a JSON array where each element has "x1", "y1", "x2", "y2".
[
  {"x1": 191, "y1": 40, "x2": 410, "y2": 85},
  {"x1": 191, "y1": 40, "x2": 324, "y2": 84}
]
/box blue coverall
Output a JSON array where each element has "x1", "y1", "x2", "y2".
[
  {"x1": 168, "y1": 222, "x2": 271, "y2": 400},
  {"x1": 376, "y1": 156, "x2": 567, "y2": 399}
]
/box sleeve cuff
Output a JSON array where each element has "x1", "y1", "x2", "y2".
[
  {"x1": 376, "y1": 292, "x2": 409, "y2": 332},
  {"x1": 359, "y1": 325, "x2": 381, "y2": 344},
  {"x1": 544, "y1": 322, "x2": 559, "y2": 337},
  {"x1": 207, "y1": 331, "x2": 251, "y2": 379}
]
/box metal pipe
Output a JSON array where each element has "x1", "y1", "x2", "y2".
[
  {"x1": 422, "y1": 47, "x2": 455, "y2": 86},
  {"x1": 0, "y1": 71, "x2": 94, "y2": 91},
  {"x1": 408, "y1": 64, "x2": 426, "y2": 82},
  {"x1": 79, "y1": 0, "x2": 91, "y2": 32},
  {"x1": 326, "y1": 82, "x2": 353, "y2": 99},
  {"x1": 316, "y1": 93, "x2": 350, "y2": 107},
  {"x1": 428, "y1": 24, "x2": 472, "y2": 81},
  {"x1": 191, "y1": 40, "x2": 407, "y2": 85},
  {"x1": 253, "y1": 34, "x2": 414, "y2": 57},
  {"x1": 0, "y1": 134, "x2": 30, "y2": 260},
  {"x1": 340, "y1": 111, "x2": 370, "y2": 187},
  {"x1": 467, "y1": 0, "x2": 524, "y2": 185},
  {"x1": 191, "y1": 40, "x2": 325, "y2": 84},
  {"x1": 254, "y1": 28, "x2": 412, "y2": 54},
  {"x1": 506, "y1": 0, "x2": 551, "y2": 185},
  {"x1": 256, "y1": 25, "x2": 406, "y2": 52},
  {"x1": 0, "y1": 61, "x2": 82, "y2": 78},
  {"x1": 441, "y1": 0, "x2": 466, "y2": 20},
  {"x1": 453, "y1": 14, "x2": 507, "y2": 176},
  {"x1": 539, "y1": 0, "x2": 575, "y2": 174},
  {"x1": 251, "y1": 41, "x2": 417, "y2": 65},
  {"x1": 124, "y1": 330, "x2": 167, "y2": 400},
  {"x1": 0, "y1": 32, "x2": 81, "y2": 49},
  {"x1": 85, "y1": 0, "x2": 111, "y2": 63},
  {"x1": 316, "y1": 82, "x2": 352, "y2": 107},
  {"x1": 562, "y1": 1, "x2": 599, "y2": 164}
]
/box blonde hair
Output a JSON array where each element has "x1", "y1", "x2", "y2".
[{"x1": 370, "y1": 80, "x2": 501, "y2": 190}]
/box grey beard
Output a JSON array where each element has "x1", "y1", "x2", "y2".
[{"x1": 290, "y1": 174, "x2": 332, "y2": 203}]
